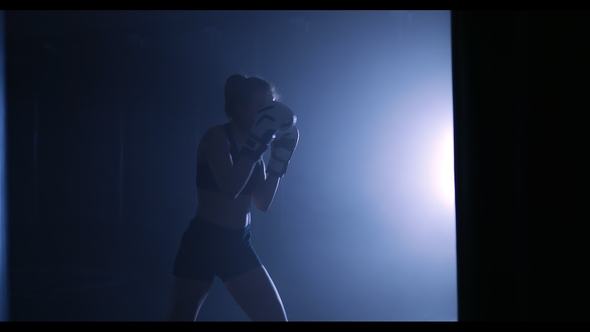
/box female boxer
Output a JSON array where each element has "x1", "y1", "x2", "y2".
[{"x1": 168, "y1": 74, "x2": 298, "y2": 321}]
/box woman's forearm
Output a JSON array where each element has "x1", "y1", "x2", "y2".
[{"x1": 254, "y1": 174, "x2": 281, "y2": 211}]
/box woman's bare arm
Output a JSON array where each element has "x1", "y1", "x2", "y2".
[
  {"x1": 252, "y1": 161, "x2": 281, "y2": 212},
  {"x1": 202, "y1": 126, "x2": 259, "y2": 200}
]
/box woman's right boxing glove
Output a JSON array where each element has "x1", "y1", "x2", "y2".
[{"x1": 241, "y1": 101, "x2": 297, "y2": 161}]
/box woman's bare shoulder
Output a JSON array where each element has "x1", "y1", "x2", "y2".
[
  {"x1": 201, "y1": 124, "x2": 227, "y2": 142},
  {"x1": 199, "y1": 124, "x2": 229, "y2": 155}
]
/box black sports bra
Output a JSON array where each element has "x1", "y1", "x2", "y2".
[{"x1": 196, "y1": 123, "x2": 261, "y2": 196}]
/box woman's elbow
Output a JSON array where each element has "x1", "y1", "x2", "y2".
[
  {"x1": 225, "y1": 192, "x2": 240, "y2": 200},
  {"x1": 253, "y1": 197, "x2": 271, "y2": 212},
  {"x1": 221, "y1": 185, "x2": 242, "y2": 200}
]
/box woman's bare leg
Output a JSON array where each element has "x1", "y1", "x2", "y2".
[
  {"x1": 223, "y1": 265, "x2": 287, "y2": 321},
  {"x1": 168, "y1": 276, "x2": 214, "y2": 321}
]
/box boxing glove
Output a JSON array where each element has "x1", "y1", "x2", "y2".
[
  {"x1": 241, "y1": 101, "x2": 297, "y2": 161},
  {"x1": 266, "y1": 125, "x2": 299, "y2": 177}
]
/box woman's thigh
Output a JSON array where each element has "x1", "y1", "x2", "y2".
[
  {"x1": 169, "y1": 276, "x2": 214, "y2": 321},
  {"x1": 223, "y1": 265, "x2": 287, "y2": 321}
]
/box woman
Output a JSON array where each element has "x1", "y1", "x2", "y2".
[{"x1": 169, "y1": 74, "x2": 297, "y2": 321}]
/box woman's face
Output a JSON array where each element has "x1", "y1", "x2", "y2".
[
  {"x1": 238, "y1": 89, "x2": 273, "y2": 123},
  {"x1": 250, "y1": 89, "x2": 274, "y2": 111}
]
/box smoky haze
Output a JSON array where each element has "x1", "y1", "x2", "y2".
[{"x1": 6, "y1": 10, "x2": 455, "y2": 321}]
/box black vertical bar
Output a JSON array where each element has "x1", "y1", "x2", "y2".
[
  {"x1": 451, "y1": 10, "x2": 473, "y2": 322},
  {"x1": 452, "y1": 9, "x2": 590, "y2": 321}
]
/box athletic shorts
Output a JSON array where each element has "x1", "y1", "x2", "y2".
[{"x1": 172, "y1": 215, "x2": 262, "y2": 282}]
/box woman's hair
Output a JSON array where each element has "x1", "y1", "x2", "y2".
[
  {"x1": 224, "y1": 74, "x2": 247, "y2": 121},
  {"x1": 224, "y1": 73, "x2": 280, "y2": 120}
]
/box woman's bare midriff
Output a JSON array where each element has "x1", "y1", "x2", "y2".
[{"x1": 195, "y1": 188, "x2": 252, "y2": 229}]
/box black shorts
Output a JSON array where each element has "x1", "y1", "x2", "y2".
[{"x1": 173, "y1": 216, "x2": 262, "y2": 282}]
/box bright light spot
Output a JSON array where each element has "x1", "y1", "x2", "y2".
[
  {"x1": 434, "y1": 128, "x2": 455, "y2": 211},
  {"x1": 362, "y1": 100, "x2": 456, "y2": 262},
  {"x1": 364, "y1": 106, "x2": 455, "y2": 221}
]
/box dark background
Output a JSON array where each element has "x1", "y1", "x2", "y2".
[
  {"x1": 452, "y1": 10, "x2": 589, "y2": 321},
  {"x1": 2, "y1": 10, "x2": 589, "y2": 321},
  {"x1": 5, "y1": 10, "x2": 311, "y2": 321}
]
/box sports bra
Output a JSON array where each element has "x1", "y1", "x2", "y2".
[{"x1": 196, "y1": 123, "x2": 261, "y2": 196}]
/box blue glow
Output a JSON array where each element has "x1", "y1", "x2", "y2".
[{"x1": 227, "y1": 10, "x2": 456, "y2": 321}]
